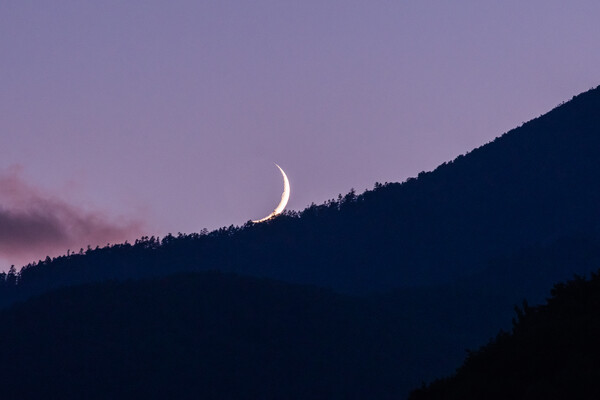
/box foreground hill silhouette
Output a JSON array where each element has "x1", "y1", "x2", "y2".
[
  {"x1": 0, "y1": 272, "x2": 406, "y2": 399},
  {"x1": 1, "y1": 85, "x2": 600, "y2": 397},
  {"x1": 409, "y1": 271, "x2": 600, "y2": 400}
]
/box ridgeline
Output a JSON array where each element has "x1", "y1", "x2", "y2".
[{"x1": 2, "y1": 86, "x2": 600, "y2": 398}]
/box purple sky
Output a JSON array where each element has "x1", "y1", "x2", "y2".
[{"x1": 1, "y1": 1, "x2": 599, "y2": 269}]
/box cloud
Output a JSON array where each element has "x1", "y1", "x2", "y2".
[{"x1": 0, "y1": 166, "x2": 144, "y2": 267}]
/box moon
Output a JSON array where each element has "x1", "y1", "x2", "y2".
[{"x1": 252, "y1": 164, "x2": 291, "y2": 223}]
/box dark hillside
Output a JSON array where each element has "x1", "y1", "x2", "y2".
[
  {"x1": 0, "y1": 272, "x2": 405, "y2": 400},
  {"x1": 3, "y1": 86, "x2": 600, "y2": 303},
  {"x1": 353, "y1": 85, "x2": 600, "y2": 284},
  {"x1": 375, "y1": 231, "x2": 600, "y2": 388},
  {"x1": 3, "y1": 245, "x2": 600, "y2": 399},
  {"x1": 409, "y1": 270, "x2": 600, "y2": 400}
]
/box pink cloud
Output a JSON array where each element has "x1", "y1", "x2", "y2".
[{"x1": 0, "y1": 166, "x2": 144, "y2": 268}]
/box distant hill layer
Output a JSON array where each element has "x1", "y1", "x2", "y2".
[
  {"x1": 0, "y1": 272, "x2": 407, "y2": 400},
  {"x1": 409, "y1": 271, "x2": 600, "y2": 400},
  {"x1": 4, "y1": 234, "x2": 600, "y2": 399}
]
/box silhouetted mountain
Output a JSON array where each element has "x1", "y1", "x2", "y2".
[
  {"x1": 409, "y1": 271, "x2": 600, "y2": 400},
  {"x1": 1, "y1": 85, "x2": 600, "y2": 398},
  {"x1": 0, "y1": 272, "x2": 406, "y2": 400},
  {"x1": 4, "y1": 86, "x2": 600, "y2": 301}
]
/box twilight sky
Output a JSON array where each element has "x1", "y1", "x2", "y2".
[{"x1": 1, "y1": 1, "x2": 599, "y2": 269}]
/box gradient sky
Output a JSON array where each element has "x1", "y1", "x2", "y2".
[{"x1": 1, "y1": 1, "x2": 599, "y2": 269}]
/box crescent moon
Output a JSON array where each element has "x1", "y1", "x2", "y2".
[{"x1": 252, "y1": 164, "x2": 291, "y2": 223}]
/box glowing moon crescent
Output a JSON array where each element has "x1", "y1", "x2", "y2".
[{"x1": 252, "y1": 164, "x2": 291, "y2": 223}]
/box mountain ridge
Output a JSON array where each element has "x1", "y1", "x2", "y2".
[
  {"x1": 1, "y1": 85, "x2": 600, "y2": 398},
  {"x1": 2, "y1": 85, "x2": 600, "y2": 301}
]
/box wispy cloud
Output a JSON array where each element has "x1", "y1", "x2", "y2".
[{"x1": 0, "y1": 166, "x2": 144, "y2": 268}]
